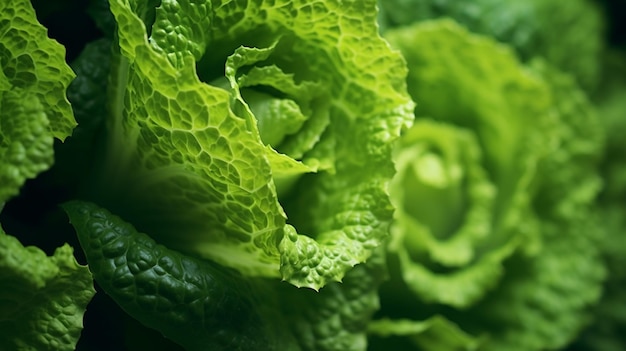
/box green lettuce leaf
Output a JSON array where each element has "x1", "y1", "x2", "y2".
[
  {"x1": 372, "y1": 19, "x2": 605, "y2": 351},
  {"x1": 85, "y1": 0, "x2": 413, "y2": 289},
  {"x1": 65, "y1": 199, "x2": 388, "y2": 351},
  {"x1": 0, "y1": 2, "x2": 91, "y2": 349},
  {"x1": 383, "y1": 19, "x2": 553, "y2": 308},
  {"x1": 0, "y1": 0, "x2": 77, "y2": 205},
  {"x1": 0, "y1": 227, "x2": 95, "y2": 351},
  {"x1": 50, "y1": 37, "x2": 113, "y2": 195}
]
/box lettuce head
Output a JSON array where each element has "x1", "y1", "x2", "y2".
[
  {"x1": 80, "y1": 0, "x2": 414, "y2": 290},
  {"x1": 368, "y1": 19, "x2": 606, "y2": 351}
]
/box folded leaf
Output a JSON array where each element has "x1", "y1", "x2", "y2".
[
  {"x1": 88, "y1": 0, "x2": 413, "y2": 290},
  {"x1": 375, "y1": 19, "x2": 606, "y2": 351},
  {"x1": 64, "y1": 200, "x2": 283, "y2": 351},
  {"x1": 64, "y1": 200, "x2": 390, "y2": 351},
  {"x1": 283, "y1": 246, "x2": 388, "y2": 351},
  {"x1": 0, "y1": 0, "x2": 77, "y2": 204},
  {"x1": 0, "y1": 227, "x2": 95, "y2": 351}
]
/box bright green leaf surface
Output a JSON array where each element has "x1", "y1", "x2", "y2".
[
  {"x1": 0, "y1": 89, "x2": 52, "y2": 205},
  {"x1": 65, "y1": 200, "x2": 388, "y2": 351},
  {"x1": 0, "y1": 1, "x2": 87, "y2": 348},
  {"x1": 0, "y1": 0, "x2": 76, "y2": 140},
  {"x1": 0, "y1": 0, "x2": 77, "y2": 205},
  {"x1": 282, "y1": 246, "x2": 388, "y2": 351},
  {"x1": 0, "y1": 227, "x2": 95, "y2": 351},
  {"x1": 92, "y1": 0, "x2": 413, "y2": 289}
]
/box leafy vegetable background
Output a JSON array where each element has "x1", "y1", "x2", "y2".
[{"x1": 1, "y1": 0, "x2": 625, "y2": 350}]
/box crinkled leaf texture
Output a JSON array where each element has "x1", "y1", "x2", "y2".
[
  {"x1": 65, "y1": 200, "x2": 388, "y2": 351},
  {"x1": 373, "y1": 19, "x2": 605, "y2": 351},
  {"x1": 282, "y1": 245, "x2": 388, "y2": 351},
  {"x1": 0, "y1": 227, "x2": 95, "y2": 351},
  {"x1": 0, "y1": 0, "x2": 76, "y2": 204},
  {"x1": 93, "y1": 0, "x2": 413, "y2": 289},
  {"x1": 0, "y1": 2, "x2": 90, "y2": 349}
]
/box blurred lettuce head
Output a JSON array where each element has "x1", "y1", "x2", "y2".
[
  {"x1": 370, "y1": 19, "x2": 605, "y2": 351},
  {"x1": 88, "y1": 0, "x2": 414, "y2": 290},
  {"x1": 390, "y1": 119, "x2": 510, "y2": 307},
  {"x1": 0, "y1": 0, "x2": 76, "y2": 205},
  {"x1": 384, "y1": 19, "x2": 553, "y2": 308}
]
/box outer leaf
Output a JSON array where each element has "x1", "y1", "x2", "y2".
[
  {"x1": 63, "y1": 201, "x2": 288, "y2": 351},
  {"x1": 0, "y1": 0, "x2": 77, "y2": 204},
  {"x1": 0, "y1": 0, "x2": 76, "y2": 140},
  {"x1": 0, "y1": 227, "x2": 95, "y2": 351},
  {"x1": 468, "y1": 221, "x2": 604, "y2": 351},
  {"x1": 529, "y1": 60, "x2": 604, "y2": 223},
  {"x1": 571, "y1": 205, "x2": 626, "y2": 351},
  {"x1": 470, "y1": 61, "x2": 605, "y2": 351},
  {"x1": 0, "y1": 89, "x2": 52, "y2": 205},
  {"x1": 94, "y1": 0, "x2": 413, "y2": 289},
  {"x1": 595, "y1": 50, "x2": 626, "y2": 202}
]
